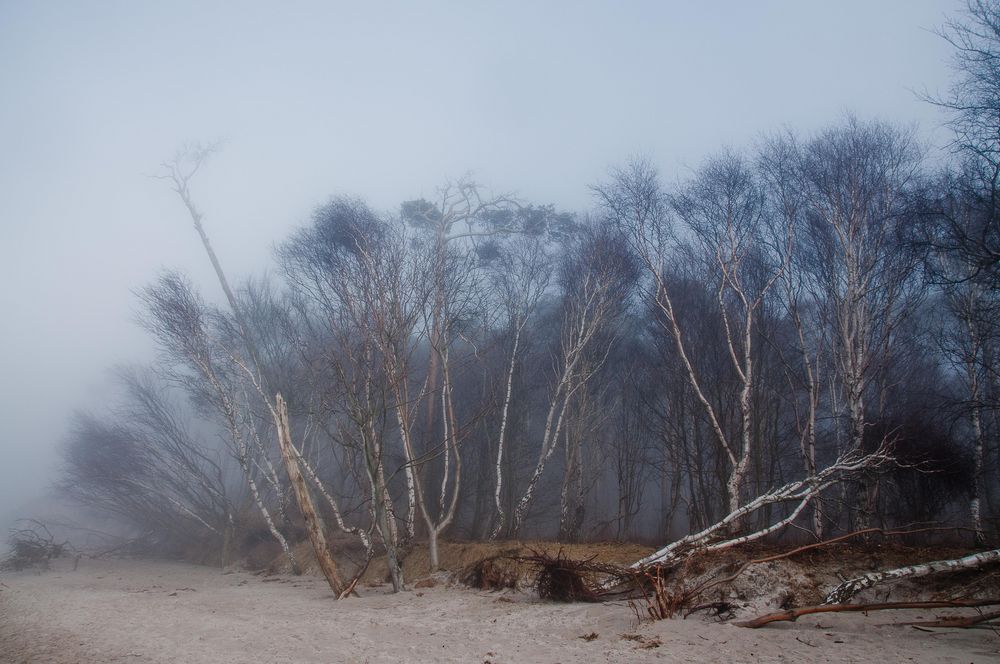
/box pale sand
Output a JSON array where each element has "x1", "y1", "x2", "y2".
[{"x1": 1, "y1": 558, "x2": 998, "y2": 663}]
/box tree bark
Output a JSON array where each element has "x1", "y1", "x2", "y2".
[
  {"x1": 825, "y1": 548, "x2": 1000, "y2": 604},
  {"x1": 737, "y1": 599, "x2": 1000, "y2": 628},
  {"x1": 274, "y1": 393, "x2": 346, "y2": 596}
]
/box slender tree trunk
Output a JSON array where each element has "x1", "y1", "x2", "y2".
[
  {"x1": 220, "y1": 510, "x2": 235, "y2": 569},
  {"x1": 373, "y1": 469, "x2": 404, "y2": 591},
  {"x1": 490, "y1": 323, "x2": 522, "y2": 540},
  {"x1": 244, "y1": 461, "x2": 298, "y2": 574},
  {"x1": 965, "y1": 298, "x2": 987, "y2": 546},
  {"x1": 511, "y1": 382, "x2": 575, "y2": 536},
  {"x1": 559, "y1": 424, "x2": 584, "y2": 542}
]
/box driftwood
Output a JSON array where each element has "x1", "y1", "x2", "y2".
[
  {"x1": 899, "y1": 609, "x2": 1000, "y2": 628},
  {"x1": 736, "y1": 599, "x2": 1000, "y2": 628}
]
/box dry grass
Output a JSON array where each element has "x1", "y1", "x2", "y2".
[
  {"x1": 260, "y1": 539, "x2": 654, "y2": 586},
  {"x1": 362, "y1": 540, "x2": 655, "y2": 586}
]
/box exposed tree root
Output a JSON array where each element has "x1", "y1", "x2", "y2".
[
  {"x1": 0, "y1": 521, "x2": 71, "y2": 572},
  {"x1": 525, "y1": 550, "x2": 603, "y2": 602},
  {"x1": 460, "y1": 556, "x2": 519, "y2": 591}
]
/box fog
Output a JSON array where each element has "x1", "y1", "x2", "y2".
[{"x1": 0, "y1": 0, "x2": 959, "y2": 523}]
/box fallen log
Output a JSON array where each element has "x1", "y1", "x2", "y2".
[
  {"x1": 678, "y1": 526, "x2": 961, "y2": 610},
  {"x1": 628, "y1": 448, "x2": 893, "y2": 570},
  {"x1": 736, "y1": 599, "x2": 1000, "y2": 628},
  {"x1": 824, "y1": 548, "x2": 1000, "y2": 604}
]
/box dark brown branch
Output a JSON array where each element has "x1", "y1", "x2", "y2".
[
  {"x1": 735, "y1": 599, "x2": 1000, "y2": 628},
  {"x1": 899, "y1": 609, "x2": 1000, "y2": 628}
]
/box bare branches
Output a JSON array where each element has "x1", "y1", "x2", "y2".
[
  {"x1": 1, "y1": 521, "x2": 71, "y2": 572},
  {"x1": 629, "y1": 446, "x2": 894, "y2": 569}
]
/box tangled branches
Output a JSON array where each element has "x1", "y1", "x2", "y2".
[{"x1": 0, "y1": 521, "x2": 71, "y2": 572}]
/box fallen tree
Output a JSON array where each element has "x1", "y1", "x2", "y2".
[
  {"x1": 457, "y1": 448, "x2": 896, "y2": 618},
  {"x1": 824, "y1": 547, "x2": 1000, "y2": 604},
  {"x1": 571, "y1": 447, "x2": 896, "y2": 617},
  {"x1": 628, "y1": 447, "x2": 893, "y2": 570}
]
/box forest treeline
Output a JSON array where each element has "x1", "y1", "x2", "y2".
[{"x1": 58, "y1": 2, "x2": 1000, "y2": 591}]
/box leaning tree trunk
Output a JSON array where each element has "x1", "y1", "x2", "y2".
[
  {"x1": 626, "y1": 449, "x2": 892, "y2": 570},
  {"x1": 274, "y1": 393, "x2": 346, "y2": 596},
  {"x1": 244, "y1": 462, "x2": 299, "y2": 574}
]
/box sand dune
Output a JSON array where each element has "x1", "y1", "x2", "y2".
[{"x1": 2, "y1": 558, "x2": 998, "y2": 663}]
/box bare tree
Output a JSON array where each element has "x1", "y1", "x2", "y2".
[
  {"x1": 509, "y1": 224, "x2": 635, "y2": 537},
  {"x1": 484, "y1": 236, "x2": 553, "y2": 540},
  {"x1": 599, "y1": 349, "x2": 656, "y2": 541},
  {"x1": 924, "y1": 0, "x2": 1000, "y2": 543},
  {"x1": 789, "y1": 117, "x2": 923, "y2": 528},
  {"x1": 280, "y1": 198, "x2": 420, "y2": 589},
  {"x1": 760, "y1": 131, "x2": 827, "y2": 538},
  {"x1": 157, "y1": 146, "x2": 349, "y2": 594},
  {"x1": 138, "y1": 273, "x2": 299, "y2": 572},
  {"x1": 396, "y1": 180, "x2": 528, "y2": 567},
  {"x1": 596, "y1": 155, "x2": 788, "y2": 525},
  {"x1": 114, "y1": 367, "x2": 237, "y2": 563},
  {"x1": 60, "y1": 367, "x2": 235, "y2": 562}
]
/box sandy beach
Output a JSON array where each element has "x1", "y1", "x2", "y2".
[{"x1": 2, "y1": 558, "x2": 998, "y2": 663}]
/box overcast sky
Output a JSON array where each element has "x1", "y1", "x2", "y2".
[{"x1": 0, "y1": 0, "x2": 964, "y2": 519}]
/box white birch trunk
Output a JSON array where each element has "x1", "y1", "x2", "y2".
[
  {"x1": 824, "y1": 548, "x2": 1000, "y2": 605},
  {"x1": 628, "y1": 448, "x2": 891, "y2": 570},
  {"x1": 510, "y1": 373, "x2": 577, "y2": 536},
  {"x1": 490, "y1": 323, "x2": 522, "y2": 541}
]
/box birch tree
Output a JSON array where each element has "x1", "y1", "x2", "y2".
[
  {"x1": 924, "y1": 0, "x2": 1000, "y2": 543},
  {"x1": 508, "y1": 224, "x2": 635, "y2": 536},
  {"x1": 628, "y1": 446, "x2": 894, "y2": 570},
  {"x1": 597, "y1": 155, "x2": 787, "y2": 523},
  {"x1": 760, "y1": 132, "x2": 827, "y2": 538},
  {"x1": 790, "y1": 118, "x2": 923, "y2": 528},
  {"x1": 484, "y1": 235, "x2": 553, "y2": 540},
  {"x1": 158, "y1": 146, "x2": 348, "y2": 595},
  {"x1": 139, "y1": 273, "x2": 300, "y2": 573},
  {"x1": 280, "y1": 197, "x2": 416, "y2": 590},
  {"x1": 397, "y1": 181, "x2": 529, "y2": 566}
]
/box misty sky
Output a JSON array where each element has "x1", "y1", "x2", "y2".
[{"x1": 0, "y1": 0, "x2": 963, "y2": 519}]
